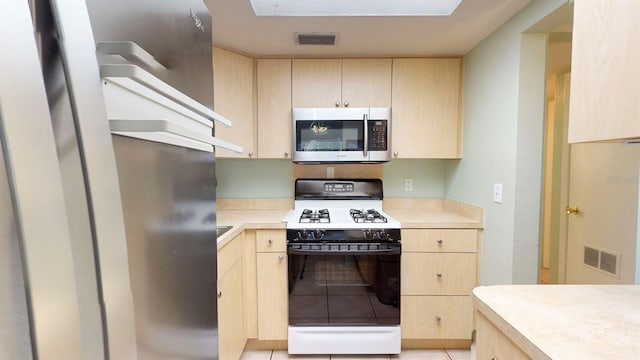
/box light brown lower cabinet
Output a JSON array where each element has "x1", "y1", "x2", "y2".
[
  {"x1": 218, "y1": 233, "x2": 246, "y2": 360},
  {"x1": 400, "y1": 229, "x2": 478, "y2": 342},
  {"x1": 475, "y1": 312, "x2": 531, "y2": 360},
  {"x1": 256, "y1": 230, "x2": 288, "y2": 340}
]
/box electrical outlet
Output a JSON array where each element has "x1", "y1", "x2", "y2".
[
  {"x1": 405, "y1": 178, "x2": 413, "y2": 192},
  {"x1": 493, "y1": 183, "x2": 503, "y2": 203},
  {"x1": 326, "y1": 167, "x2": 335, "y2": 179}
]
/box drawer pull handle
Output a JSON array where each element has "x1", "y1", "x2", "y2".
[
  {"x1": 278, "y1": 255, "x2": 284, "y2": 261},
  {"x1": 435, "y1": 316, "x2": 441, "y2": 322},
  {"x1": 217, "y1": 291, "x2": 222, "y2": 298},
  {"x1": 436, "y1": 272, "x2": 443, "y2": 278},
  {"x1": 268, "y1": 239, "x2": 273, "y2": 244},
  {"x1": 437, "y1": 239, "x2": 443, "y2": 244}
]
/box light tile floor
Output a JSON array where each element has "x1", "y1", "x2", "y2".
[{"x1": 241, "y1": 347, "x2": 474, "y2": 360}]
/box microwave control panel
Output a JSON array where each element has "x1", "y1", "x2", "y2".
[{"x1": 368, "y1": 120, "x2": 388, "y2": 151}]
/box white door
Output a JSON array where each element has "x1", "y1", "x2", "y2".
[{"x1": 565, "y1": 143, "x2": 640, "y2": 284}]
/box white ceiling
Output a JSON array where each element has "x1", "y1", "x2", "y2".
[{"x1": 205, "y1": 0, "x2": 531, "y2": 57}]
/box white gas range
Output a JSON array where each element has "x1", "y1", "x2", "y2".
[{"x1": 283, "y1": 179, "x2": 401, "y2": 355}]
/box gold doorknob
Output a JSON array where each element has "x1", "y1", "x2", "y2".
[{"x1": 566, "y1": 206, "x2": 579, "y2": 215}]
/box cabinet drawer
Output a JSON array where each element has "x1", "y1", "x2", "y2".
[
  {"x1": 402, "y1": 229, "x2": 477, "y2": 253},
  {"x1": 256, "y1": 229, "x2": 286, "y2": 252},
  {"x1": 218, "y1": 233, "x2": 242, "y2": 280},
  {"x1": 402, "y1": 253, "x2": 476, "y2": 295},
  {"x1": 476, "y1": 312, "x2": 531, "y2": 360},
  {"x1": 401, "y1": 296, "x2": 472, "y2": 339}
]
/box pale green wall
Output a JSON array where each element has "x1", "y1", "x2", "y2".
[
  {"x1": 444, "y1": 0, "x2": 567, "y2": 285},
  {"x1": 383, "y1": 160, "x2": 445, "y2": 198},
  {"x1": 216, "y1": 159, "x2": 293, "y2": 198},
  {"x1": 216, "y1": 159, "x2": 445, "y2": 198}
]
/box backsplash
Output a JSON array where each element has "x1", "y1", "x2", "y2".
[{"x1": 215, "y1": 159, "x2": 445, "y2": 198}]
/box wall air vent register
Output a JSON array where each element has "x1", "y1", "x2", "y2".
[{"x1": 583, "y1": 245, "x2": 621, "y2": 278}]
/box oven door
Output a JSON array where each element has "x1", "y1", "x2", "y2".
[
  {"x1": 287, "y1": 242, "x2": 400, "y2": 326},
  {"x1": 287, "y1": 241, "x2": 401, "y2": 354}
]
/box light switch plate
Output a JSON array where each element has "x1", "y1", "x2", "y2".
[{"x1": 493, "y1": 183, "x2": 503, "y2": 203}]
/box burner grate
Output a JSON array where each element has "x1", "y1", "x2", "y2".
[
  {"x1": 350, "y1": 209, "x2": 388, "y2": 223},
  {"x1": 299, "y1": 208, "x2": 331, "y2": 223}
]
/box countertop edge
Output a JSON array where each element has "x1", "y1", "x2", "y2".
[{"x1": 473, "y1": 286, "x2": 551, "y2": 360}]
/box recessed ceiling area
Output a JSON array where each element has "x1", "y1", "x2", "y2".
[
  {"x1": 249, "y1": 0, "x2": 462, "y2": 17},
  {"x1": 204, "y1": 0, "x2": 531, "y2": 57}
]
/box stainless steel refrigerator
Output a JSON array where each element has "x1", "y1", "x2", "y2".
[{"x1": 0, "y1": 0, "x2": 232, "y2": 358}]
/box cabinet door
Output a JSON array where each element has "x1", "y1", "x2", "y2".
[
  {"x1": 218, "y1": 233, "x2": 242, "y2": 279},
  {"x1": 256, "y1": 252, "x2": 288, "y2": 340},
  {"x1": 341, "y1": 59, "x2": 392, "y2": 107},
  {"x1": 257, "y1": 59, "x2": 292, "y2": 159},
  {"x1": 402, "y1": 253, "x2": 476, "y2": 295},
  {"x1": 213, "y1": 47, "x2": 255, "y2": 158},
  {"x1": 476, "y1": 312, "x2": 531, "y2": 360},
  {"x1": 568, "y1": 0, "x2": 640, "y2": 143},
  {"x1": 292, "y1": 59, "x2": 342, "y2": 107},
  {"x1": 401, "y1": 296, "x2": 472, "y2": 339},
  {"x1": 218, "y1": 261, "x2": 246, "y2": 360},
  {"x1": 392, "y1": 58, "x2": 462, "y2": 158}
]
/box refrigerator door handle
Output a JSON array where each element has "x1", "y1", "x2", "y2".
[{"x1": 109, "y1": 119, "x2": 243, "y2": 153}]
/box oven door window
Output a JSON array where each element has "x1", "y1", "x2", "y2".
[
  {"x1": 295, "y1": 120, "x2": 364, "y2": 152},
  {"x1": 288, "y1": 252, "x2": 399, "y2": 326}
]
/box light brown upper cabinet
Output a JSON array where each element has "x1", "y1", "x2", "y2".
[
  {"x1": 392, "y1": 58, "x2": 463, "y2": 159},
  {"x1": 213, "y1": 47, "x2": 256, "y2": 158},
  {"x1": 292, "y1": 59, "x2": 392, "y2": 108},
  {"x1": 257, "y1": 59, "x2": 292, "y2": 159},
  {"x1": 568, "y1": 0, "x2": 640, "y2": 143}
]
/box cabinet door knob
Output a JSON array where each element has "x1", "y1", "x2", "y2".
[
  {"x1": 268, "y1": 239, "x2": 273, "y2": 244},
  {"x1": 284, "y1": 152, "x2": 289, "y2": 158},
  {"x1": 335, "y1": 101, "x2": 340, "y2": 107},
  {"x1": 437, "y1": 239, "x2": 443, "y2": 244},
  {"x1": 436, "y1": 272, "x2": 443, "y2": 278},
  {"x1": 217, "y1": 291, "x2": 222, "y2": 298},
  {"x1": 435, "y1": 316, "x2": 441, "y2": 322},
  {"x1": 344, "y1": 101, "x2": 349, "y2": 107},
  {"x1": 393, "y1": 151, "x2": 398, "y2": 157},
  {"x1": 278, "y1": 255, "x2": 284, "y2": 261},
  {"x1": 248, "y1": 151, "x2": 254, "y2": 158}
]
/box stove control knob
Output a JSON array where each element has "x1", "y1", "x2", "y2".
[
  {"x1": 377, "y1": 230, "x2": 390, "y2": 240},
  {"x1": 297, "y1": 230, "x2": 309, "y2": 240},
  {"x1": 363, "y1": 230, "x2": 375, "y2": 240},
  {"x1": 314, "y1": 229, "x2": 325, "y2": 240}
]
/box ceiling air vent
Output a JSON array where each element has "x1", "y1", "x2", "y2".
[
  {"x1": 295, "y1": 33, "x2": 337, "y2": 45},
  {"x1": 583, "y1": 245, "x2": 621, "y2": 278}
]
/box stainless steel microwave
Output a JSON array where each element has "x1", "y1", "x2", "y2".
[{"x1": 292, "y1": 107, "x2": 392, "y2": 163}]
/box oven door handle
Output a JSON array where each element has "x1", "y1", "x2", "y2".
[{"x1": 287, "y1": 245, "x2": 401, "y2": 256}]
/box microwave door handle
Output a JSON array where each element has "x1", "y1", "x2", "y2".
[{"x1": 363, "y1": 113, "x2": 368, "y2": 158}]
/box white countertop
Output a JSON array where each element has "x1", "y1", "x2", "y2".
[{"x1": 473, "y1": 285, "x2": 640, "y2": 360}]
